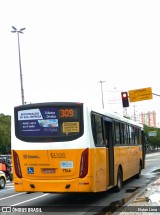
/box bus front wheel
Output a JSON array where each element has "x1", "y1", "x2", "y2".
[{"x1": 114, "y1": 168, "x2": 123, "y2": 192}]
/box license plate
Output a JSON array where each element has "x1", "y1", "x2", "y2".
[{"x1": 41, "y1": 168, "x2": 56, "y2": 174}]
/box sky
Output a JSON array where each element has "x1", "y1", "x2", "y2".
[{"x1": 1, "y1": 1, "x2": 160, "y2": 124}]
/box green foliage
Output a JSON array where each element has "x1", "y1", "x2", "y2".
[
  {"x1": 0, "y1": 114, "x2": 11, "y2": 154},
  {"x1": 143, "y1": 124, "x2": 160, "y2": 150}
]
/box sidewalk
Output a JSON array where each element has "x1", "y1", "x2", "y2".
[{"x1": 115, "y1": 175, "x2": 160, "y2": 214}]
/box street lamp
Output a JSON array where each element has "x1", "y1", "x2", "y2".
[
  {"x1": 98, "y1": 81, "x2": 106, "y2": 109},
  {"x1": 11, "y1": 26, "x2": 26, "y2": 105}
]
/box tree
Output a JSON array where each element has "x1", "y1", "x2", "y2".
[
  {"x1": 0, "y1": 114, "x2": 11, "y2": 154},
  {"x1": 143, "y1": 124, "x2": 160, "y2": 150}
]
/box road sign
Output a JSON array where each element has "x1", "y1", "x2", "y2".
[
  {"x1": 148, "y1": 131, "x2": 157, "y2": 137},
  {"x1": 129, "y1": 87, "x2": 152, "y2": 102}
]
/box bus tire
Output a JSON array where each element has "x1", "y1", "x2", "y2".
[
  {"x1": 114, "y1": 168, "x2": 123, "y2": 192},
  {"x1": 135, "y1": 161, "x2": 141, "y2": 179}
]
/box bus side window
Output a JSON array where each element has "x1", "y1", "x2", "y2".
[
  {"x1": 129, "y1": 125, "x2": 135, "y2": 145},
  {"x1": 135, "y1": 127, "x2": 139, "y2": 144},
  {"x1": 94, "y1": 115, "x2": 104, "y2": 146},
  {"x1": 139, "y1": 129, "x2": 142, "y2": 145},
  {"x1": 120, "y1": 123, "x2": 124, "y2": 145},
  {"x1": 123, "y1": 124, "x2": 128, "y2": 145},
  {"x1": 126, "y1": 125, "x2": 130, "y2": 144},
  {"x1": 115, "y1": 122, "x2": 120, "y2": 145},
  {"x1": 104, "y1": 121, "x2": 109, "y2": 147}
]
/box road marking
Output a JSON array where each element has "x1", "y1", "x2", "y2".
[
  {"x1": 0, "y1": 193, "x2": 24, "y2": 201},
  {"x1": 11, "y1": 193, "x2": 49, "y2": 206},
  {"x1": 146, "y1": 152, "x2": 160, "y2": 157},
  {"x1": 146, "y1": 158, "x2": 160, "y2": 161}
]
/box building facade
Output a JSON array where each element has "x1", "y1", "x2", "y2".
[{"x1": 139, "y1": 111, "x2": 157, "y2": 127}]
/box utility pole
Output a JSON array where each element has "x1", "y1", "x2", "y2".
[
  {"x1": 98, "y1": 81, "x2": 105, "y2": 109},
  {"x1": 11, "y1": 26, "x2": 26, "y2": 105}
]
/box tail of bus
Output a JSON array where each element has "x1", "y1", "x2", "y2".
[{"x1": 12, "y1": 147, "x2": 95, "y2": 192}]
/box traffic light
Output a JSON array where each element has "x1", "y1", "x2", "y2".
[{"x1": 121, "y1": 92, "x2": 129, "y2": 108}]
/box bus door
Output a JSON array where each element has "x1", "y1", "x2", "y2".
[{"x1": 104, "y1": 117, "x2": 114, "y2": 186}]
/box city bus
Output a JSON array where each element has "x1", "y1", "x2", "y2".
[{"x1": 12, "y1": 102, "x2": 146, "y2": 193}]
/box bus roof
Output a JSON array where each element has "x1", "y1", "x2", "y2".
[{"x1": 89, "y1": 107, "x2": 143, "y2": 128}]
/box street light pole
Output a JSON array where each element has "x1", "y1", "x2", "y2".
[
  {"x1": 11, "y1": 26, "x2": 26, "y2": 105},
  {"x1": 98, "y1": 81, "x2": 105, "y2": 109}
]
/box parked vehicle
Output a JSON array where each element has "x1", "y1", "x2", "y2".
[
  {"x1": 0, "y1": 170, "x2": 6, "y2": 189},
  {"x1": 0, "y1": 157, "x2": 13, "y2": 182}
]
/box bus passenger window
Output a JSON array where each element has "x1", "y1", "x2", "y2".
[
  {"x1": 120, "y1": 123, "x2": 124, "y2": 144},
  {"x1": 97, "y1": 132, "x2": 103, "y2": 146},
  {"x1": 115, "y1": 122, "x2": 120, "y2": 145},
  {"x1": 95, "y1": 115, "x2": 104, "y2": 146},
  {"x1": 129, "y1": 126, "x2": 135, "y2": 144},
  {"x1": 135, "y1": 127, "x2": 139, "y2": 144},
  {"x1": 126, "y1": 125, "x2": 130, "y2": 144},
  {"x1": 139, "y1": 129, "x2": 142, "y2": 144},
  {"x1": 123, "y1": 124, "x2": 128, "y2": 145}
]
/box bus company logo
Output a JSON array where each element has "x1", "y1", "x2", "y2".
[
  {"x1": 50, "y1": 152, "x2": 66, "y2": 158},
  {"x1": 23, "y1": 154, "x2": 40, "y2": 159}
]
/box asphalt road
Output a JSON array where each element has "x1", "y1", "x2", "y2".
[{"x1": 0, "y1": 152, "x2": 160, "y2": 215}]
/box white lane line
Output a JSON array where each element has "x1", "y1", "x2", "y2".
[
  {"x1": 4, "y1": 188, "x2": 15, "y2": 191},
  {"x1": 146, "y1": 158, "x2": 160, "y2": 161},
  {"x1": 11, "y1": 193, "x2": 49, "y2": 206},
  {"x1": 0, "y1": 187, "x2": 14, "y2": 193},
  {"x1": 0, "y1": 193, "x2": 24, "y2": 201}
]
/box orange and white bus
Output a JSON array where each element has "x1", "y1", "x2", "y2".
[{"x1": 12, "y1": 102, "x2": 146, "y2": 193}]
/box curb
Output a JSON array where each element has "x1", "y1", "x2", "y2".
[
  {"x1": 125, "y1": 175, "x2": 159, "y2": 206},
  {"x1": 113, "y1": 174, "x2": 160, "y2": 214}
]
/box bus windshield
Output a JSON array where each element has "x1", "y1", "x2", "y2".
[{"x1": 14, "y1": 102, "x2": 84, "y2": 142}]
